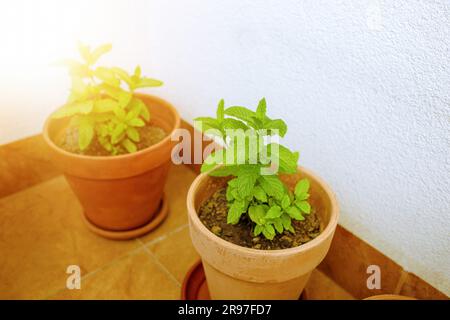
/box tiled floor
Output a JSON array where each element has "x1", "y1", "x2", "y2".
[{"x1": 0, "y1": 164, "x2": 353, "y2": 300}]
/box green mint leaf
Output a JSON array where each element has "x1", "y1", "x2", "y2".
[
  {"x1": 273, "y1": 218, "x2": 284, "y2": 234},
  {"x1": 216, "y1": 99, "x2": 225, "y2": 122},
  {"x1": 89, "y1": 43, "x2": 112, "y2": 65},
  {"x1": 262, "y1": 224, "x2": 275, "y2": 240},
  {"x1": 281, "y1": 194, "x2": 291, "y2": 209},
  {"x1": 113, "y1": 106, "x2": 126, "y2": 120},
  {"x1": 125, "y1": 103, "x2": 143, "y2": 122},
  {"x1": 201, "y1": 149, "x2": 226, "y2": 173},
  {"x1": 111, "y1": 123, "x2": 126, "y2": 144},
  {"x1": 224, "y1": 106, "x2": 256, "y2": 124},
  {"x1": 231, "y1": 189, "x2": 241, "y2": 200},
  {"x1": 295, "y1": 179, "x2": 310, "y2": 197},
  {"x1": 236, "y1": 164, "x2": 261, "y2": 175},
  {"x1": 140, "y1": 105, "x2": 150, "y2": 122},
  {"x1": 78, "y1": 116, "x2": 94, "y2": 151},
  {"x1": 296, "y1": 200, "x2": 311, "y2": 214},
  {"x1": 127, "y1": 118, "x2": 145, "y2": 127},
  {"x1": 296, "y1": 192, "x2": 310, "y2": 201},
  {"x1": 258, "y1": 175, "x2": 285, "y2": 200},
  {"x1": 194, "y1": 117, "x2": 222, "y2": 133},
  {"x1": 254, "y1": 225, "x2": 264, "y2": 236},
  {"x1": 252, "y1": 186, "x2": 267, "y2": 202},
  {"x1": 117, "y1": 91, "x2": 133, "y2": 108},
  {"x1": 111, "y1": 67, "x2": 132, "y2": 86},
  {"x1": 94, "y1": 98, "x2": 117, "y2": 113},
  {"x1": 281, "y1": 213, "x2": 292, "y2": 229},
  {"x1": 235, "y1": 172, "x2": 258, "y2": 198},
  {"x1": 208, "y1": 165, "x2": 237, "y2": 177},
  {"x1": 200, "y1": 162, "x2": 215, "y2": 174},
  {"x1": 265, "y1": 205, "x2": 282, "y2": 219},
  {"x1": 128, "y1": 98, "x2": 149, "y2": 121},
  {"x1": 256, "y1": 97, "x2": 267, "y2": 120},
  {"x1": 266, "y1": 119, "x2": 287, "y2": 137},
  {"x1": 126, "y1": 127, "x2": 140, "y2": 142},
  {"x1": 51, "y1": 100, "x2": 94, "y2": 119},
  {"x1": 226, "y1": 186, "x2": 235, "y2": 201},
  {"x1": 248, "y1": 205, "x2": 266, "y2": 225},
  {"x1": 221, "y1": 118, "x2": 249, "y2": 131},
  {"x1": 135, "y1": 77, "x2": 163, "y2": 89},
  {"x1": 134, "y1": 65, "x2": 141, "y2": 78},
  {"x1": 267, "y1": 143, "x2": 298, "y2": 174},
  {"x1": 98, "y1": 83, "x2": 120, "y2": 99},
  {"x1": 122, "y1": 138, "x2": 137, "y2": 153},
  {"x1": 286, "y1": 205, "x2": 304, "y2": 220},
  {"x1": 227, "y1": 200, "x2": 247, "y2": 224},
  {"x1": 59, "y1": 60, "x2": 91, "y2": 78},
  {"x1": 94, "y1": 67, "x2": 120, "y2": 87}
]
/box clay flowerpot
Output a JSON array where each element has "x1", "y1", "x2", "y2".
[
  {"x1": 43, "y1": 93, "x2": 180, "y2": 239},
  {"x1": 186, "y1": 167, "x2": 339, "y2": 300}
]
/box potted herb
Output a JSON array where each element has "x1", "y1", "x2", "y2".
[
  {"x1": 187, "y1": 99, "x2": 339, "y2": 299},
  {"x1": 43, "y1": 43, "x2": 180, "y2": 239}
]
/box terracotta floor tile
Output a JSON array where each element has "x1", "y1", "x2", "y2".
[
  {"x1": 318, "y1": 226, "x2": 403, "y2": 299},
  {"x1": 399, "y1": 272, "x2": 448, "y2": 300},
  {"x1": 139, "y1": 164, "x2": 197, "y2": 243},
  {"x1": 305, "y1": 269, "x2": 354, "y2": 300},
  {"x1": 49, "y1": 249, "x2": 180, "y2": 299},
  {"x1": 0, "y1": 176, "x2": 139, "y2": 299},
  {"x1": 147, "y1": 226, "x2": 200, "y2": 284},
  {"x1": 0, "y1": 135, "x2": 60, "y2": 198}
]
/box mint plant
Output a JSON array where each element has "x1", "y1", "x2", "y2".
[
  {"x1": 52, "y1": 43, "x2": 163, "y2": 155},
  {"x1": 195, "y1": 98, "x2": 311, "y2": 240}
]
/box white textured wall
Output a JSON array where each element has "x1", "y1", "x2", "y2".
[{"x1": 0, "y1": 1, "x2": 449, "y2": 294}]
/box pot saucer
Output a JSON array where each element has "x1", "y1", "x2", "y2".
[
  {"x1": 81, "y1": 193, "x2": 169, "y2": 240},
  {"x1": 181, "y1": 260, "x2": 308, "y2": 300}
]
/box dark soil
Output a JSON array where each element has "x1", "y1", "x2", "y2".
[
  {"x1": 198, "y1": 188, "x2": 322, "y2": 250},
  {"x1": 57, "y1": 124, "x2": 167, "y2": 156}
]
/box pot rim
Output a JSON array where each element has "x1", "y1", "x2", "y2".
[
  {"x1": 187, "y1": 166, "x2": 339, "y2": 257},
  {"x1": 42, "y1": 93, "x2": 180, "y2": 160}
]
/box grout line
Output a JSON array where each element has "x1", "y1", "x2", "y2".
[
  {"x1": 44, "y1": 239, "x2": 144, "y2": 299},
  {"x1": 139, "y1": 224, "x2": 192, "y2": 288},
  {"x1": 394, "y1": 269, "x2": 408, "y2": 295},
  {"x1": 142, "y1": 245, "x2": 181, "y2": 288},
  {"x1": 45, "y1": 224, "x2": 190, "y2": 299},
  {"x1": 139, "y1": 223, "x2": 189, "y2": 248}
]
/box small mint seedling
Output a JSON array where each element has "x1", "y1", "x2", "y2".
[
  {"x1": 195, "y1": 98, "x2": 312, "y2": 240},
  {"x1": 52, "y1": 43, "x2": 163, "y2": 155}
]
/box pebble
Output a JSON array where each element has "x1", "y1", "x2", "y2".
[
  {"x1": 281, "y1": 235, "x2": 293, "y2": 243},
  {"x1": 253, "y1": 244, "x2": 262, "y2": 249},
  {"x1": 252, "y1": 237, "x2": 260, "y2": 243},
  {"x1": 211, "y1": 225, "x2": 222, "y2": 235}
]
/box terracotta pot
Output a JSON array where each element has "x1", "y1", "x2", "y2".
[
  {"x1": 187, "y1": 167, "x2": 339, "y2": 300},
  {"x1": 43, "y1": 93, "x2": 180, "y2": 232}
]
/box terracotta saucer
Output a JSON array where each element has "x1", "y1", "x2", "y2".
[
  {"x1": 181, "y1": 260, "x2": 308, "y2": 300},
  {"x1": 81, "y1": 193, "x2": 169, "y2": 240}
]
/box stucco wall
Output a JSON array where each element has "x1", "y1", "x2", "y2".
[{"x1": 0, "y1": 0, "x2": 448, "y2": 294}]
